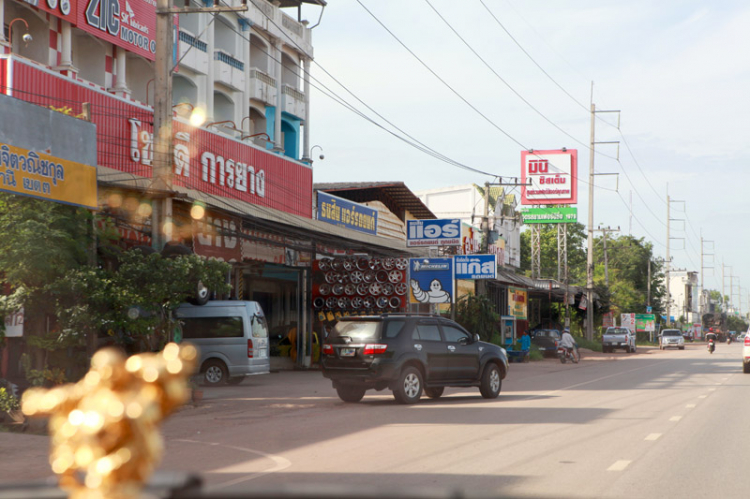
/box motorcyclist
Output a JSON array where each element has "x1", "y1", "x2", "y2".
[{"x1": 560, "y1": 328, "x2": 578, "y2": 360}]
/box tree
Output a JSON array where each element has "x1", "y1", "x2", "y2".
[{"x1": 519, "y1": 223, "x2": 587, "y2": 283}]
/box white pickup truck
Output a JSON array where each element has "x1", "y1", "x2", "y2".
[{"x1": 602, "y1": 327, "x2": 636, "y2": 353}]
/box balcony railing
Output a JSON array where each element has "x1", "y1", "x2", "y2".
[
  {"x1": 178, "y1": 29, "x2": 209, "y2": 74},
  {"x1": 179, "y1": 30, "x2": 207, "y2": 52},
  {"x1": 214, "y1": 50, "x2": 245, "y2": 71},
  {"x1": 281, "y1": 84, "x2": 305, "y2": 119},
  {"x1": 248, "y1": 67, "x2": 277, "y2": 106}
]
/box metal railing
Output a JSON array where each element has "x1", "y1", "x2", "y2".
[
  {"x1": 214, "y1": 50, "x2": 245, "y2": 71},
  {"x1": 179, "y1": 30, "x2": 207, "y2": 52}
]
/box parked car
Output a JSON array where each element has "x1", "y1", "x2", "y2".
[
  {"x1": 660, "y1": 329, "x2": 685, "y2": 350},
  {"x1": 320, "y1": 314, "x2": 509, "y2": 404},
  {"x1": 175, "y1": 301, "x2": 270, "y2": 386},
  {"x1": 602, "y1": 327, "x2": 636, "y2": 353},
  {"x1": 743, "y1": 330, "x2": 750, "y2": 374},
  {"x1": 530, "y1": 329, "x2": 561, "y2": 357}
]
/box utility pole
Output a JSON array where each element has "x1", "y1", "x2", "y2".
[
  {"x1": 152, "y1": 0, "x2": 248, "y2": 250},
  {"x1": 478, "y1": 181, "x2": 491, "y2": 299},
  {"x1": 595, "y1": 226, "x2": 620, "y2": 286},
  {"x1": 666, "y1": 190, "x2": 670, "y2": 326},
  {"x1": 700, "y1": 235, "x2": 714, "y2": 316}
]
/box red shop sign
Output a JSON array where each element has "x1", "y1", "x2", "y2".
[{"x1": 21, "y1": 0, "x2": 77, "y2": 24}]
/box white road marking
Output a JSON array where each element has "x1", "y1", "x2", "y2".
[
  {"x1": 670, "y1": 416, "x2": 683, "y2": 422},
  {"x1": 538, "y1": 360, "x2": 673, "y2": 397},
  {"x1": 686, "y1": 404, "x2": 696, "y2": 408},
  {"x1": 698, "y1": 395, "x2": 707, "y2": 398},
  {"x1": 174, "y1": 438, "x2": 292, "y2": 489},
  {"x1": 709, "y1": 388, "x2": 717, "y2": 391},
  {"x1": 608, "y1": 460, "x2": 632, "y2": 471},
  {"x1": 644, "y1": 433, "x2": 662, "y2": 441}
]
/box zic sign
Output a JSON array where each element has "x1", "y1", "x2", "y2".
[
  {"x1": 521, "y1": 149, "x2": 578, "y2": 205},
  {"x1": 78, "y1": 0, "x2": 162, "y2": 61},
  {"x1": 406, "y1": 219, "x2": 461, "y2": 247},
  {"x1": 454, "y1": 255, "x2": 496, "y2": 280}
]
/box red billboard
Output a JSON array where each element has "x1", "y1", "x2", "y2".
[
  {"x1": 521, "y1": 149, "x2": 578, "y2": 206},
  {"x1": 20, "y1": 0, "x2": 78, "y2": 24},
  {"x1": 77, "y1": 0, "x2": 158, "y2": 61},
  {"x1": 2, "y1": 57, "x2": 313, "y2": 218}
]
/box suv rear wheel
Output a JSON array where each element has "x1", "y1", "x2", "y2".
[
  {"x1": 479, "y1": 363, "x2": 502, "y2": 399},
  {"x1": 336, "y1": 385, "x2": 366, "y2": 403},
  {"x1": 393, "y1": 366, "x2": 423, "y2": 404}
]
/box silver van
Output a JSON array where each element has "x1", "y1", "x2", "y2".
[{"x1": 175, "y1": 301, "x2": 270, "y2": 385}]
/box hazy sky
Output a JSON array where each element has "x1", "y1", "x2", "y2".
[{"x1": 301, "y1": 0, "x2": 749, "y2": 304}]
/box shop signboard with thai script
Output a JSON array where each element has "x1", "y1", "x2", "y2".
[
  {"x1": 520, "y1": 207, "x2": 577, "y2": 224},
  {"x1": 193, "y1": 213, "x2": 242, "y2": 262},
  {"x1": 454, "y1": 254, "x2": 496, "y2": 280},
  {"x1": 508, "y1": 287, "x2": 527, "y2": 320},
  {"x1": 78, "y1": 0, "x2": 162, "y2": 61},
  {"x1": 461, "y1": 223, "x2": 480, "y2": 254},
  {"x1": 521, "y1": 149, "x2": 578, "y2": 205},
  {"x1": 0, "y1": 142, "x2": 97, "y2": 209},
  {"x1": 316, "y1": 191, "x2": 378, "y2": 235},
  {"x1": 22, "y1": 0, "x2": 77, "y2": 24},
  {"x1": 406, "y1": 219, "x2": 461, "y2": 247},
  {"x1": 408, "y1": 258, "x2": 453, "y2": 304},
  {"x1": 621, "y1": 313, "x2": 636, "y2": 332}
]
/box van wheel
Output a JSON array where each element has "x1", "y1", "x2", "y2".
[{"x1": 203, "y1": 360, "x2": 228, "y2": 386}]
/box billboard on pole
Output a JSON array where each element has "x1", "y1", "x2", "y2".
[{"x1": 521, "y1": 149, "x2": 578, "y2": 205}]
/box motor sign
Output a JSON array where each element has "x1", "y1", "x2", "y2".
[
  {"x1": 406, "y1": 219, "x2": 461, "y2": 247},
  {"x1": 454, "y1": 255, "x2": 496, "y2": 280}
]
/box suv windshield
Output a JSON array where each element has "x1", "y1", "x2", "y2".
[
  {"x1": 662, "y1": 330, "x2": 681, "y2": 336},
  {"x1": 330, "y1": 321, "x2": 381, "y2": 340}
]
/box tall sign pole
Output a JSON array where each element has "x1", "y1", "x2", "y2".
[{"x1": 586, "y1": 99, "x2": 596, "y2": 341}]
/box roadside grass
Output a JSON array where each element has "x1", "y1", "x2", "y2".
[
  {"x1": 529, "y1": 345, "x2": 544, "y2": 361},
  {"x1": 574, "y1": 335, "x2": 602, "y2": 352}
]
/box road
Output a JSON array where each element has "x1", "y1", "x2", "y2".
[{"x1": 2, "y1": 342, "x2": 747, "y2": 498}]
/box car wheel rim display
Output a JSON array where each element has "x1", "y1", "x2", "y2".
[
  {"x1": 351, "y1": 298, "x2": 362, "y2": 309},
  {"x1": 394, "y1": 283, "x2": 408, "y2": 296},
  {"x1": 369, "y1": 283, "x2": 382, "y2": 295},
  {"x1": 319, "y1": 258, "x2": 332, "y2": 271},
  {"x1": 388, "y1": 270, "x2": 403, "y2": 283},
  {"x1": 395, "y1": 258, "x2": 408, "y2": 270},
  {"x1": 332, "y1": 284, "x2": 344, "y2": 296},
  {"x1": 344, "y1": 284, "x2": 357, "y2": 296},
  {"x1": 343, "y1": 259, "x2": 355, "y2": 271},
  {"x1": 404, "y1": 373, "x2": 420, "y2": 398},
  {"x1": 381, "y1": 283, "x2": 394, "y2": 295},
  {"x1": 490, "y1": 369, "x2": 500, "y2": 392},
  {"x1": 369, "y1": 258, "x2": 381, "y2": 270},
  {"x1": 382, "y1": 258, "x2": 395, "y2": 270},
  {"x1": 376, "y1": 297, "x2": 389, "y2": 308},
  {"x1": 357, "y1": 284, "x2": 369, "y2": 296},
  {"x1": 326, "y1": 297, "x2": 337, "y2": 309},
  {"x1": 350, "y1": 271, "x2": 363, "y2": 283},
  {"x1": 363, "y1": 272, "x2": 375, "y2": 283},
  {"x1": 313, "y1": 297, "x2": 325, "y2": 309},
  {"x1": 376, "y1": 270, "x2": 389, "y2": 283}
]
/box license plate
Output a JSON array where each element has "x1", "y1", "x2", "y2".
[{"x1": 340, "y1": 348, "x2": 356, "y2": 357}]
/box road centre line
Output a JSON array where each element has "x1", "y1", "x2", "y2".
[
  {"x1": 669, "y1": 416, "x2": 683, "y2": 422},
  {"x1": 698, "y1": 395, "x2": 707, "y2": 398},
  {"x1": 686, "y1": 404, "x2": 696, "y2": 408},
  {"x1": 607, "y1": 460, "x2": 632, "y2": 471},
  {"x1": 537, "y1": 360, "x2": 673, "y2": 397},
  {"x1": 644, "y1": 433, "x2": 662, "y2": 441}
]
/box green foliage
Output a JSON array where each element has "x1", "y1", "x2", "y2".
[
  {"x1": 528, "y1": 345, "x2": 544, "y2": 361},
  {"x1": 520, "y1": 223, "x2": 588, "y2": 283},
  {"x1": 0, "y1": 387, "x2": 19, "y2": 413},
  {"x1": 726, "y1": 315, "x2": 748, "y2": 333},
  {"x1": 454, "y1": 293, "x2": 500, "y2": 342},
  {"x1": 573, "y1": 334, "x2": 602, "y2": 352}
]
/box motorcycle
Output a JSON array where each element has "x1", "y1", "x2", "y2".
[
  {"x1": 557, "y1": 346, "x2": 579, "y2": 364},
  {"x1": 708, "y1": 340, "x2": 715, "y2": 354},
  {"x1": 727, "y1": 337, "x2": 732, "y2": 345}
]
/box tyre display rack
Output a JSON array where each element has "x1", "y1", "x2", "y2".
[{"x1": 312, "y1": 257, "x2": 408, "y2": 318}]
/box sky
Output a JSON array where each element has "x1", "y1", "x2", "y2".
[{"x1": 298, "y1": 0, "x2": 750, "y2": 308}]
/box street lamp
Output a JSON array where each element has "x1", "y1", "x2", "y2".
[
  {"x1": 7, "y1": 19, "x2": 32, "y2": 51},
  {"x1": 310, "y1": 145, "x2": 325, "y2": 164}
]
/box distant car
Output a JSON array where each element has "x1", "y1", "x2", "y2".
[
  {"x1": 743, "y1": 331, "x2": 750, "y2": 374},
  {"x1": 321, "y1": 314, "x2": 509, "y2": 404},
  {"x1": 602, "y1": 327, "x2": 636, "y2": 353},
  {"x1": 660, "y1": 329, "x2": 685, "y2": 350},
  {"x1": 531, "y1": 329, "x2": 561, "y2": 357}
]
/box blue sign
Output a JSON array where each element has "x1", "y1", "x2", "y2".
[
  {"x1": 409, "y1": 258, "x2": 454, "y2": 304},
  {"x1": 317, "y1": 191, "x2": 378, "y2": 236},
  {"x1": 455, "y1": 254, "x2": 497, "y2": 280},
  {"x1": 646, "y1": 306, "x2": 652, "y2": 313},
  {"x1": 406, "y1": 219, "x2": 461, "y2": 247}
]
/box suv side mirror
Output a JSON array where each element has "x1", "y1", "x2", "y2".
[{"x1": 473, "y1": 333, "x2": 480, "y2": 343}]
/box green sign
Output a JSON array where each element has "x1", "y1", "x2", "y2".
[
  {"x1": 636, "y1": 314, "x2": 655, "y2": 332},
  {"x1": 521, "y1": 207, "x2": 577, "y2": 224}
]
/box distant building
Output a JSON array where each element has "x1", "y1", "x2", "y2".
[{"x1": 667, "y1": 270, "x2": 699, "y2": 324}]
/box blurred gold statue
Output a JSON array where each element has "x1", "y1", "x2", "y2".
[{"x1": 22, "y1": 342, "x2": 198, "y2": 499}]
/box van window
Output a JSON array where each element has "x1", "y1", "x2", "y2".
[
  {"x1": 181, "y1": 316, "x2": 244, "y2": 339},
  {"x1": 251, "y1": 314, "x2": 269, "y2": 338}
]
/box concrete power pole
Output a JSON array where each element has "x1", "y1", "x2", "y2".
[
  {"x1": 595, "y1": 226, "x2": 620, "y2": 286},
  {"x1": 666, "y1": 190, "x2": 670, "y2": 326},
  {"x1": 152, "y1": 0, "x2": 248, "y2": 249},
  {"x1": 586, "y1": 99, "x2": 596, "y2": 341}
]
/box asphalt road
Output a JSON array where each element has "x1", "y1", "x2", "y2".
[{"x1": 2, "y1": 342, "x2": 747, "y2": 498}]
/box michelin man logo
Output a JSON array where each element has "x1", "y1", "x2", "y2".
[{"x1": 410, "y1": 278, "x2": 451, "y2": 304}]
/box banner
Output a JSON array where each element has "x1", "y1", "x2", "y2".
[
  {"x1": 520, "y1": 207, "x2": 577, "y2": 224},
  {"x1": 521, "y1": 149, "x2": 578, "y2": 205},
  {"x1": 406, "y1": 219, "x2": 461, "y2": 247},
  {"x1": 636, "y1": 314, "x2": 656, "y2": 332},
  {"x1": 454, "y1": 254, "x2": 496, "y2": 280},
  {"x1": 317, "y1": 191, "x2": 378, "y2": 236},
  {"x1": 621, "y1": 313, "x2": 636, "y2": 332},
  {"x1": 408, "y1": 258, "x2": 453, "y2": 304},
  {"x1": 508, "y1": 287, "x2": 527, "y2": 320},
  {"x1": 0, "y1": 142, "x2": 97, "y2": 209}
]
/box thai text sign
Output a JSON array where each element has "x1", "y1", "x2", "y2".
[
  {"x1": 317, "y1": 191, "x2": 378, "y2": 235},
  {"x1": 508, "y1": 287, "x2": 527, "y2": 320},
  {"x1": 454, "y1": 254, "x2": 496, "y2": 280},
  {"x1": 0, "y1": 142, "x2": 97, "y2": 209},
  {"x1": 406, "y1": 219, "x2": 461, "y2": 247},
  {"x1": 521, "y1": 149, "x2": 578, "y2": 205},
  {"x1": 408, "y1": 258, "x2": 453, "y2": 304},
  {"x1": 78, "y1": 0, "x2": 160, "y2": 61},
  {"x1": 521, "y1": 207, "x2": 577, "y2": 224}
]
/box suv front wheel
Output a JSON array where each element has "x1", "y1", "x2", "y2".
[
  {"x1": 393, "y1": 366, "x2": 423, "y2": 404},
  {"x1": 479, "y1": 363, "x2": 502, "y2": 399},
  {"x1": 336, "y1": 385, "x2": 366, "y2": 403}
]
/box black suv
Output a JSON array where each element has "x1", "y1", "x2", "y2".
[{"x1": 321, "y1": 314, "x2": 509, "y2": 404}]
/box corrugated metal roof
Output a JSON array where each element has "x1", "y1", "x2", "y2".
[{"x1": 314, "y1": 182, "x2": 436, "y2": 220}]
